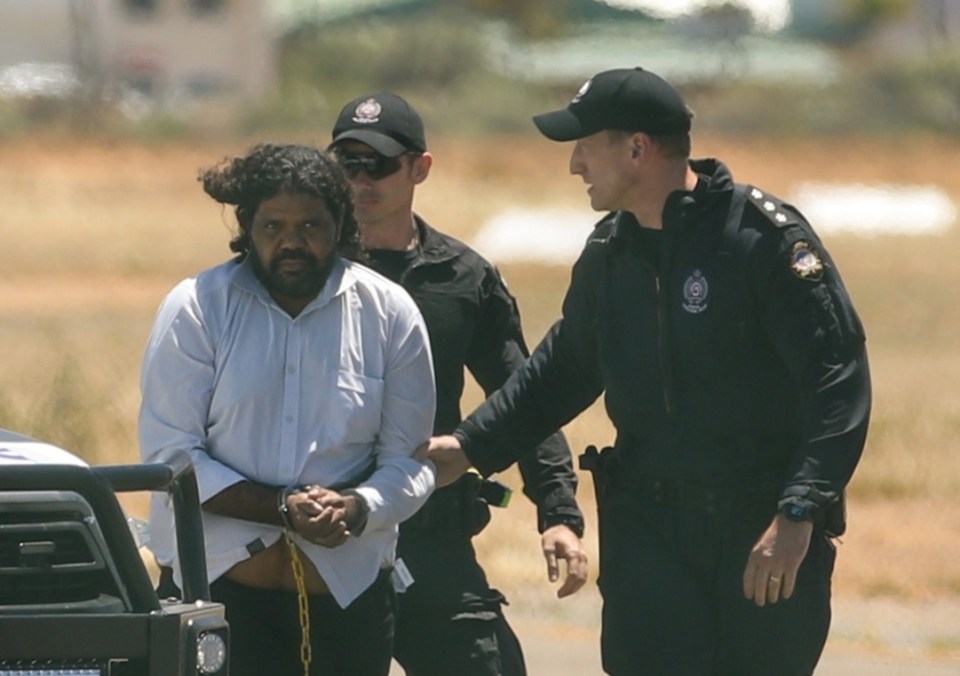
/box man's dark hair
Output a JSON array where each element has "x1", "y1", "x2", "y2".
[
  {"x1": 199, "y1": 143, "x2": 363, "y2": 261},
  {"x1": 608, "y1": 130, "x2": 691, "y2": 160},
  {"x1": 649, "y1": 132, "x2": 691, "y2": 160}
]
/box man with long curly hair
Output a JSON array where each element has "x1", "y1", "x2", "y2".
[{"x1": 140, "y1": 143, "x2": 436, "y2": 675}]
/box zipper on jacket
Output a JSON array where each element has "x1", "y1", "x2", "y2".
[
  {"x1": 654, "y1": 274, "x2": 674, "y2": 416},
  {"x1": 639, "y1": 256, "x2": 674, "y2": 417}
]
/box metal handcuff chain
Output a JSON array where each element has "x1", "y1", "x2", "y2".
[{"x1": 283, "y1": 528, "x2": 313, "y2": 676}]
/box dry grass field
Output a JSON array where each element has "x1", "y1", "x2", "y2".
[{"x1": 2, "y1": 132, "x2": 959, "y2": 661}]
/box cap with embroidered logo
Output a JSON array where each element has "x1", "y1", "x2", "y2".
[
  {"x1": 331, "y1": 92, "x2": 427, "y2": 157},
  {"x1": 533, "y1": 67, "x2": 692, "y2": 142}
]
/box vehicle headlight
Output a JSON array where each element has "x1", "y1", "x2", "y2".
[{"x1": 196, "y1": 631, "x2": 227, "y2": 674}]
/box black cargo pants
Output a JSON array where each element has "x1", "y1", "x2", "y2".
[
  {"x1": 598, "y1": 489, "x2": 835, "y2": 676},
  {"x1": 392, "y1": 522, "x2": 526, "y2": 676}
]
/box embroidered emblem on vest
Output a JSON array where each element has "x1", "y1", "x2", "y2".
[
  {"x1": 682, "y1": 269, "x2": 709, "y2": 314},
  {"x1": 790, "y1": 241, "x2": 824, "y2": 280}
]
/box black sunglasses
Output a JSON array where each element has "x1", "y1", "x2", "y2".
[{"x1": 334, "y1": 150, "x2": 413, "y2": 181}]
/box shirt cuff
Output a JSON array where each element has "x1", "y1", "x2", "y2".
[
  {"x1": 340, "y1": 488, "x2": 370, "y2": 536},
  {"x1": 777, "y1": 483, "x2": 837, "y2": 524},
  {"x1": 540, "y1": 512, "x2": 585, "y2": 539}
]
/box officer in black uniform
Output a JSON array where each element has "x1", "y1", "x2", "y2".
[
  {"x1": 328, "y1": 92, "x2": 588, "y2": 676},
  {"x1": 426, "y1": 68, "x2": 871, "y2": 676}
]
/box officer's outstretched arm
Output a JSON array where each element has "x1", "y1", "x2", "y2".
[{"x1": 419, "y1": 435, "x2": 472, "y2": 487}]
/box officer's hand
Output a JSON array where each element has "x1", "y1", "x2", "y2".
[
  {"x1": 417, "y1": 435, "x2": 472, "y2": 487},
  {"x1": 542, "y1": 524, "x2": 588, "y2": 599},
  {"x1": 742, "y1": 513, "x2": 813, "y2": 607}
]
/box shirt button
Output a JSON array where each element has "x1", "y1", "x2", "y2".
[
  {"x1": 287, "y1": 366, "x2": 296, "y2": 374},
  {"x1": 285, "y1": 415, "x2": 294, "y2": 423}
]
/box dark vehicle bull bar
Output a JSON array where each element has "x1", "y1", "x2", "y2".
[{"x1": 0, "y1": 429, "x2": 229, "y2": 675}]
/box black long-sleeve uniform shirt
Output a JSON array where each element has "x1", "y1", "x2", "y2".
[
  {"x1": 456, "y1": 159, "x2": 871, "y2": 524},
  {"x1": 367, "y1": 216, "x2": 583, "y2": 536}
]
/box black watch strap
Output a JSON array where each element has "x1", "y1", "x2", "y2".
[{"x1": 780, "y1": 502, "x2": 814, "y2": 523}]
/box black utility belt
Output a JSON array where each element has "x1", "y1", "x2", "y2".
[{"x1": 615, "y1": 473, "x2": 780, "y2": 517}]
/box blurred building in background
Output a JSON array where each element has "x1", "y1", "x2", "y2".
[{"x1": 0, "y1": 0, "x2": 275, "y2": 111}]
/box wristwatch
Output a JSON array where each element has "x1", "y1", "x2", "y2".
[{"x1": 781, "y1": 502, "x2": 814, "y2": 523}]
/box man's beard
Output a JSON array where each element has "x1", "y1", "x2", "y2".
[{"x1": 250, "y1": 248, "x2": 336, "y2": 301}]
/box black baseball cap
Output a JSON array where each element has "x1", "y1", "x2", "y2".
[
  {"x1": 330, "y1": 92, "x2": 427, "y2": 157},
  {"x1": 533, "y1": 67, "x2": 692, "y2": 141}
]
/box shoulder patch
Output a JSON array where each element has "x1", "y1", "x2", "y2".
[
  {"x1": 789, "y1": 241, "x2": 825, "y2": 281},
  {"x1": 746, "y1": 185, "x2": 798, "y2": 228}
]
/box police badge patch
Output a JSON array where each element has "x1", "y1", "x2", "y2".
[
  {"x1": 682, "y1": 269, "x2": 709, "y2": 314},
  {"x1": 352, "y1": 98, "x2": 382, "y2": 125},
  {"x1": 790, "y1": 241, "x2": 824, "y2": 280}
]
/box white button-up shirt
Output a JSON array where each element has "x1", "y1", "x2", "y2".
[{"x1": 139, "y1": 255, "x2": 436, "y2": 607}]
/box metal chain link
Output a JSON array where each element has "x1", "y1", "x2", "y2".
[{"x1": 284, "y1": 530, "x2": 312, "y2": 676}]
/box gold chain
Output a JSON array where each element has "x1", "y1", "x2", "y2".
[{"x1": 284, "y1": 531, "x2": 312, "y2": 675}]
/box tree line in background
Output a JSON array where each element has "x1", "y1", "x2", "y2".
[
  {"x1": 0, "y1": 0, "x2": 956, "y2": 139},
  {"x1": 264, "y1": 0, "x2": 958, "y2": 138}
]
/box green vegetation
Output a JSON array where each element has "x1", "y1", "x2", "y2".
[{"x1": 251, "y1": 13, "x2": 960, "y2": 138}]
